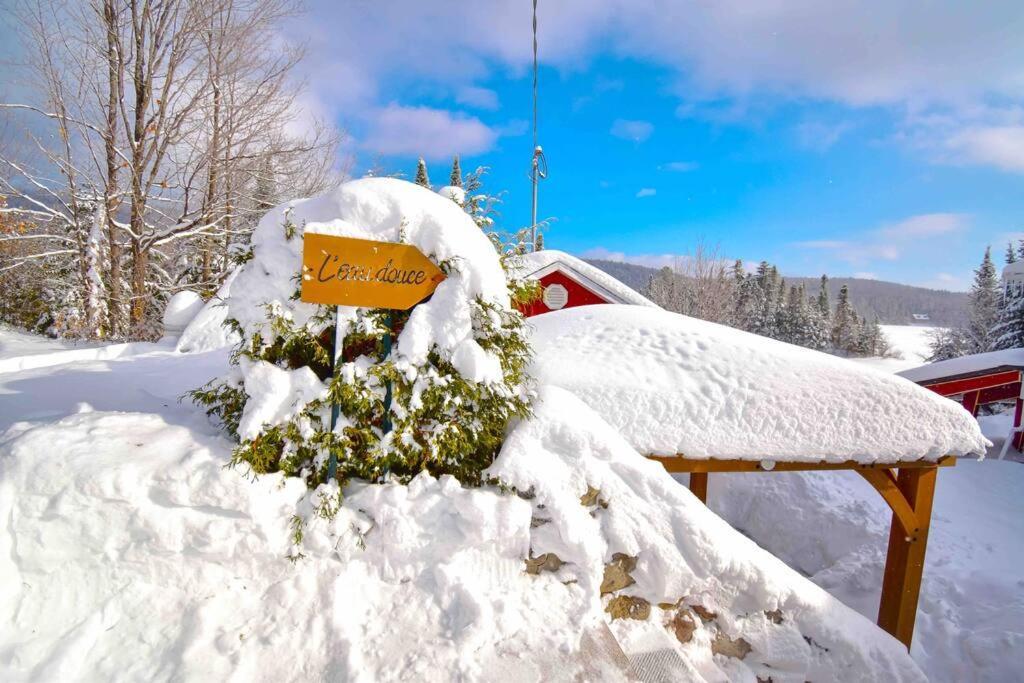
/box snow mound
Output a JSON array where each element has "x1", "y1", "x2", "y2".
[
  {"x1": 528, "y1": 306, "x2": 987, "y2": 462},
  {"x1": 176, "y1": 270, "x2": 242, "y2": 353},
  {"x1": 162, "y1": 291, "x2": 204, "y2": 336},
  {"x1": 0, "y1": 386, "x2": 923, "y2": 681},
  {"x1": 226, "y1": 177, "x2": 508, "y2": 361}
]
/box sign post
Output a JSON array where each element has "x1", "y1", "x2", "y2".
[{"x1": 299, "y1": 234, "x2": 446, "y2": 480}]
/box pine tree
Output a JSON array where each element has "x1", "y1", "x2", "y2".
[
  {"x1": 966, "y1": 246, "x2": 1000, "y2": 353},
  {"x1": 449, "y1": 155, "x2": 462, "y2": 188},
  {"x1": 816, "y1": 275, "x2": 830, "y2": 324},
  {"x1": 414, "y1": 157, "x2": 431, "y2": 188},
  {"x1": 992, "y1": 291, "x2": 1024, "y2": 350},
  {"x1": 1006, "y1": 241, "x2": 1018, "y2": 265},
  {"x1": 831, "y1": 284, "x2": 857, "y2": 353},
  {"x1": 748, "y1": 262, "x2": 776, "y2": 337},
  {"x1": 928, "y1": 327, "x2": 971, "y2": 361},
  {"x1": 1017, "y1": 239, "x2": 1024, "y2": 261}
]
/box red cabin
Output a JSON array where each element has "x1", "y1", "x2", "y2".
[
  {"x1": 511, "y1": 250, "x2": 658, "y2": 317},
  {"x1": 899, "y1": 349, "x2": 1024, "y2": 454}
]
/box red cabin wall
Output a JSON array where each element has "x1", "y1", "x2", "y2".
[{"x1": 517, "y1": 270, "x2": 612, "y2": 317}]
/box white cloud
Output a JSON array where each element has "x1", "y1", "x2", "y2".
[
  {"x1": 635, "y1": 187, "x2": 657, "y2": 198},
  {"x1": 361, "y1": 105, "x2": 498, "y2": 160},
  {"x1": 660, "y1": 161, "x2": 700, "y2": 172},
  {"x1": 946, "y1": 126, "x2": 1024, "y2": 172},
  {"x1": 455, "y1": 86, "x2": 499, "y2": 110},
  {"x1": 793, "y1": 213, "x2": 969, "y2": 265},
  {"x1": 611, "y1": 119, "x2": 654, "y2": 143}
]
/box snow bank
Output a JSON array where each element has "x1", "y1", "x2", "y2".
[
  {"x1": 176, "y1": 270, "x2": 242, "y2": 353},
  {"x1": 162, "y1": 291, "x2": 204, "y2": 336},
  {"x1": 488, "y1": 386, "x2": 924, "y2": 681},
  {"x1": 0, "y1": 375, "x2": 923, "y2": 681},
  {"x1": 528, "y1": 306, "x2": 987, "y2": 462}
]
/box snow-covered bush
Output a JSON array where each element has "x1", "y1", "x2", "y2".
[{"x1": 191, "y1": 178, "x2": 532, "y2": 515}]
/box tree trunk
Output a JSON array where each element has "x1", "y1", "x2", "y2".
[{"x1": 103, "y1": 0, "x2": 123, "y2": 337}]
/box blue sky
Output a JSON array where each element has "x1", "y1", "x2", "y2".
[{"x1": 290, "y1": 1, "x2": 1024, "y2": 291}]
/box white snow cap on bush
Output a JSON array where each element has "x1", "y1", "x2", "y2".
[
  {"x1": 161, "y1": 291, "x2": 204, "y2": 336},
  {"x1": 529, "y1": 305, "x2": 988, "y2": 462},
  {"x1": 176, "y1": 270, "x2": 242, "y2": 353},
  {"x1": 227, "y1": 177, "x2": 508, "y2": 371},
  {"x1": 437, "y1": 184, "x2": 466, "y2": 204}
]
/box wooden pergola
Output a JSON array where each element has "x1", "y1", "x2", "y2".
[{"x1": 649, "y1": 454, "x2": 956, "y2": 649}]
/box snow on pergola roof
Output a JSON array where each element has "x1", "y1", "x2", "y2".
[
  {"x1": 510, "y1": 250, "x2": 658, "y2": 308},
  {"x1": 528, "y1": 305, "x2": 987, "y2": 463},
  {"x1": 899, "y1": 348, "x2": 1024, "y2": 385}
]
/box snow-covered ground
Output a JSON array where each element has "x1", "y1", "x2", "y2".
[
  {"x1": 850, "y1": 325, "x2": 939, "y2": 373},
  {"x1": 1, "y1": 309, "x2": 1019, "y2": 681},
  {"x1": 0, "y1": 327, "x2": 927, "y2": 682}
]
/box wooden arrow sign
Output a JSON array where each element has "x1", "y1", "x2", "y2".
[{"x1": 300, "y1": 233, "x2": 446, "y2": 310}]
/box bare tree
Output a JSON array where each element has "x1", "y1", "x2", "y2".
[{"x1": 1, "y1": 0, "x2": 342, "y2": 339}]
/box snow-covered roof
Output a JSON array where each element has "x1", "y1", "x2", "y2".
[
  {"x1": 899, "y1": 348, "x2": 1024, "y2": 385},
  {"x1": 1002, "y1": 260, "x2": 1024, "y2": 279},
  {"x1": 510, "y1": 250, "x2": 657, "y2": 308},
  {"x1": 528, "y1": 305, "x2": 987, "y2": 462}
]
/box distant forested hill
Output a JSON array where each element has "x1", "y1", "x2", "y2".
[{"x1": 585, "y1": 259, "x2": 968, "y2": 327}]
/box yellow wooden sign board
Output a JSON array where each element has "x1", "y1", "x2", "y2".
[{"x1": 300, "y1": 233, "x2": 446, "y2": 309}]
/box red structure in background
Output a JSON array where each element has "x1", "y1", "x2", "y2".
[
  {"x1": 901, "y1": 359, "x2": 1024, "y2": 451},
  {"x1": 516, "y1": 269, "x2": 611, "y2": 317},
  {"x1": 512, "y1": 250, "x2": 656, "y2": 318}
]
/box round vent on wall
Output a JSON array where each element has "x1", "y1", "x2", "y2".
[{"x1": 542, "y1": 283, "x2": 569, "y2": 310}]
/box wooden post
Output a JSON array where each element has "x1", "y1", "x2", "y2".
[
  {"x1": 961, "y1": 390, "x2": 980, "y2": 416},
  {"x1": 1013, "y1": 397, "x2": 1024, "y2": 451},
  {"x1": 688, "y1": 472, "x2": 708, "y2": 504},
  {"x1": 877, "y1": 466, "x2": 937, "y2": 648}
]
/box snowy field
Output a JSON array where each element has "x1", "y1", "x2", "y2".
[
  {"x1": 850, "y1": 325, "x2": 939, "y2": 374},
  {"x1": 0, "y1": 318, "x2": 1020, "y2": 681}
]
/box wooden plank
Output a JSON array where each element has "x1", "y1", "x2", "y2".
[
  {"x1": 648, "y1": 455, "x2": 956, "y2": 474},
  {"x1": 1014, "y1": 398, "x2": 1024, "y2": 451},
  {"x1": 688, "y1": 472, "x2": 708, "y2": 504},
  {"x1": 858, "y1": 469, "x2": 917, "y2": 537},
  {"x1": 976, "y1": 382, "x2": 1021, "y2": 405},
  {"x1": 877, "y1": 466, "x2": 938, "y2": 648}
]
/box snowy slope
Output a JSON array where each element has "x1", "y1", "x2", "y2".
[
  {"x1": 0, "y1": 331, "x2": 925, "y2": 682},
  {"x1": 528, "y1": 306, "x2": 986, "y2": 462}
]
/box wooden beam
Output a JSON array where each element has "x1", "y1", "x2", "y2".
[
  {"x1": 877, "y1": 466, "x2": 938, "y2": 649},
  {"x1": 923, "y1": 369, "x2": 1020, "y2": 397},
  {"x1": 961, "y1": 390, "x2": 980, "y2": 416},
  {"x1": 649, "y1": 455, "x2": 955, "y2": 474},
  {"x1": 857, "y1": 469, "x2": 917, "y2": 538},
  {"x1": 688, "y1": 472, "x2": 708, "y2": 504}
]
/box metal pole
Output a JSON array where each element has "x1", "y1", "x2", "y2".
[
  {"x1": 382, "y1": 310, "x2": 393, "y2": 435},
  {"x1": 530, "y1": 154, "x2": 539, "y2": 248},
  {"x1": 327, "y1": 305, "x2": 343, "y2": 481}
]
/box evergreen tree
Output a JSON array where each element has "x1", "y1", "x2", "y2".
[
  {"x1": 992, "y1": 292, "x2": 1024, "y2": 350},
  {"x1": 831, "y1": 284, "x2": 857, "y2": 353},
  {"x1": 1018, "y1": 239, "x2": 1024, "y2": 261},
  {"x1": 414, "y1": 157, "x2": 431, "y2": 188},
  {"x1": 816, "y1": 275, "x2": 831, "y2": 323},
  {"x1": 928, "y1": 327, "x2": 972, "y2": 361},
  {"x1": 534, "y1": 232, "x2": 544, "y2": 251},
  {"x1": 449, "y1": 155, "x2": 462, "y2": 188},
  {"x1": 804, "y1": 287, "x2": 830, "y2": 351},
  {"x1": 749, "y1": 262, "x2": 777, "y2": 337},
  {"x1": 966, "y1": 246, "x2": 1000, "y2": 353},
  {"x1": 1006, "y1": 241, "x2": 1018, "y2": 265}
]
